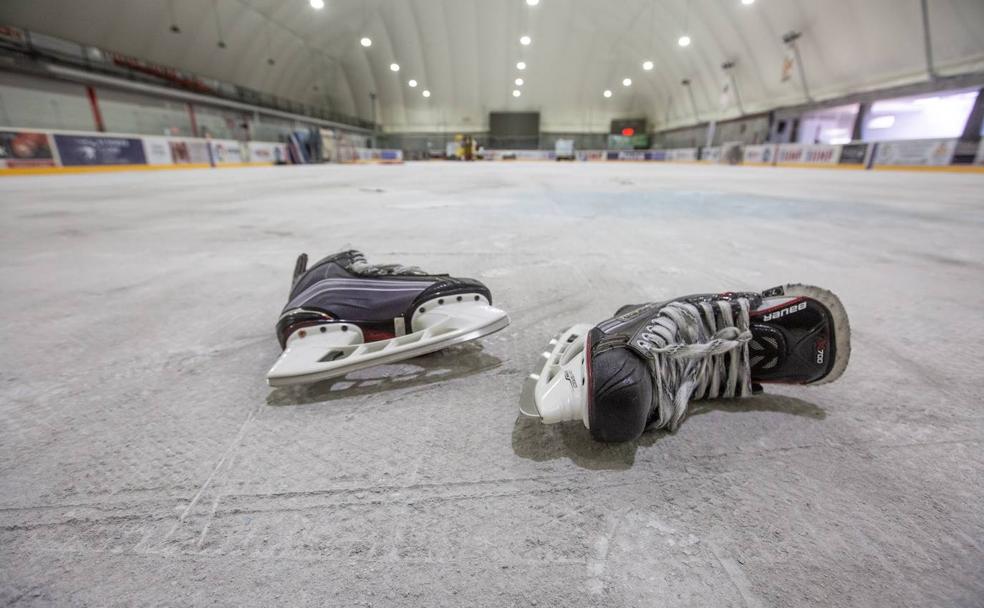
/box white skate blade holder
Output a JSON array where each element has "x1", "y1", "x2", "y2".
[
  {"x1": 520, "y1": 323, "x2": 593, "y2": 427},
  {"x1": 267, "y1": 294, "x2": 509, "y2": 386}
]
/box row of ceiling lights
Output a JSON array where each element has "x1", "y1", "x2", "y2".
[
  {"x1": 511, "y1": 0, "x2": 538, "y2": 98},
  {"x1": 602, "y1": 0, "x2": 755, "y2": 99},
  {"x1": 312, "y1": 2, "x2": 433, "y2": 99},
  {"x1": 308, "y1": 0, "x2": 754, "y2": 102}
]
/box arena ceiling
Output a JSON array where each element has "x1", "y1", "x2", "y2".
[{"x1": 2, "y1": 0, "x2": 984, "y2": 132}]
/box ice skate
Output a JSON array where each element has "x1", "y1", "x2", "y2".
[
  {"x1": 267, "y1": 250, "x2": 509, "y2": 386},
  {"x1": 522, "y1": 284, "x2": 850, "y2": 442}
]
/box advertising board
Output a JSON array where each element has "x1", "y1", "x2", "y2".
[{"x1": 54, "y1": 135, "x2": 146, "y2": 166}]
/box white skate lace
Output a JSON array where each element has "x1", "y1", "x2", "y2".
[
  {"x1": 634, "y1": 298, "x2": 753, "y2": 432},
  {"x1": 348, "y1": 252, "x2": 427, "y2": 276}
]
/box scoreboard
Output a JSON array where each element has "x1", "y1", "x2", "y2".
[
  {"x1": 489, "y1": 112, "x2": 540, "y2": 149},
  {"x1": 609, "y1": 118, "x2": 650, "y2": 149}
]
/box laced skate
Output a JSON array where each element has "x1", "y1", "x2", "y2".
[
  {"x1": 522, "y1": 284, "x2": 850, "y2": 442},
  {"x1": 267, "y1": 250, "x2": 509, "y2": 386}
]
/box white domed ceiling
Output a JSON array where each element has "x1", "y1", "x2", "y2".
[{"x1": 2, "y1": 0, "x2": 983, "y2": 132}]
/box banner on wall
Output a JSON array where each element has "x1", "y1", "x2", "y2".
[
  {"x1": 248, "y1": 142, "x2": 287, "y2": 164},
  {"x1": 781, "y1": 48, "x2": 796, "y2": 83},
  {"x1": 0, "y1": 130, "x2": 56, "y2": 168},
  {"x1": 701, "y1": 147, "x2": 722, "y2": 162},
  {"x1": 320, "y1": 129, "x2": 338, "y2": 162},
  {"x1": 719, "y1": 78, "x2": 735, "y2": 110},
  {"x1": 775, "y1": 143, "x2": 841, "y2": 164},
  {"x1": 54, "y1": 135, "x2": 146, "y2": 166},
  {"x1": 839, "y1": 143, "x2": 869, "y2": 165},
  {"x1": 351, "y1": 148, "x2": 404, "y2": 163},
  {"x1": 169, "y1": 140, "x2": 210, "y2": 164},
  {"x1": 575, "y1": 150, "x2": 606, "y2": 162},
  {"x1": 872, "y1": 139, "x2": 957, "y2": 166},
  {"x1": 142, "y1": 137, "x2": 174, "y2": 165},
  {"x1": 665, "y1": 148, "x2": 699, "y2": 161},
  {"x1": 743, "y1": 144, "x2": 776, "y2": 165},
  {"x1": 483, "y1": 149, "x2": 554, "y2": 161},
  {"x1": 209, "y1": 140, "x2": 243, "y2": 164}
]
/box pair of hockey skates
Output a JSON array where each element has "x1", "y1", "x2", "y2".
[{"x1": 268, "y1": 250, "x2": 850, "y2": 442}]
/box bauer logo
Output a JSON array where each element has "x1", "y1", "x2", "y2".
[
  {"x1": 565, "y1": 370, "x2": 578, "y2": 391},
  {"x1": 763, "y1": 301, "x2": 807, "y2": 322}
]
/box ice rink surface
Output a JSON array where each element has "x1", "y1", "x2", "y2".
[{"x1": 1, "y1": 162, "x2": 982, "y2": 607}]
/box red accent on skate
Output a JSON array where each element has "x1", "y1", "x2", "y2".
[
  {"x1": 585, "y1": 330, "x2": 595, "y2": 427},
  {"x1": 362, "y1": 328, "x2": 396, "y2": 342},
  {"x1": 750, "y1": 297, "x2": 807, "y2": 317},
  {"x1": 285, "y1": 319, "x2": 334, "y2": 338}
]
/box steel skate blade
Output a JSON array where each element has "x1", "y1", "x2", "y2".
[
  {"x1": 519, "y1": 330, "x2": 566, "y2": 418},
  {"x1": 518, "y1": 370, "x2": 543, "y2": 418}
]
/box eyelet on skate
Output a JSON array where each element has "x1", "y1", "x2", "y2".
[
  {"x1": 457, "y1": 296, "x2": 463, "y2": 302},
  {"x1": 474, "y1": 296, "x2": 480, "y2": 301},
  {"x1": 341, "y1": 325, "x2": 348, "y2": 331},
  {"x1": 299, "y1": 330, "x2": 307, "y2": 338},
  {"x1": 438, "y1": 299, "x2": 444, "y2": 304},
  {"x1": 320, "y1": 327, "x2": 327, "y2": 333},
  {"x1": 419, "y1": 307, "x2": 426, "y2": 313}
]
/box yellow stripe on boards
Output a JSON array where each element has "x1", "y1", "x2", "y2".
[{"x1": 0, "y1": 162, "x2": 276, "y2": 176}]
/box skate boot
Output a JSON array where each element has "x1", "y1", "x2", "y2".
[
  {"x1": 522, "y1": 284, "x2": 850, "y2": 442},
  {"x1": 267, "y1": 250, "x2": 509, "y2": 386}
]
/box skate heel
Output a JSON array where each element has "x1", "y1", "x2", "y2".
[
  {"x1": 773, "y1": 284, "x2": 851, "y2": 385},
  {"x1": 585, "y1": 341, "x2": 653, "y2": 442}
]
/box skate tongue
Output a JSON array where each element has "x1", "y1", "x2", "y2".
[{"x1": 749, "y1": 323, "x2": 787, "y2": 377}]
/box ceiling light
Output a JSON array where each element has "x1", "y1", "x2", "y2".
[
  {"x1": 516, "y1": 61, "x2": 526, "y2": 70},
  {"x1": 512, "y1": 89, "x2": 522, "y2": 97},
  {"x1": 603, "y1": 89, "x2": 612, "y2": 98},
  {"x1": 309, "y1": 0, "x2": 325, "y2": 9},
  {"x1": 390, "y1": 63, "x2": 400, "y2": 72},
  {"x1": 526, "y1": 0, "x2": 540, "y2": 5},
  {"x1": 642, "y1": 60, "x2": 654, "y2": 71},
  {"x1": 742, "y1": 0, "x2": 755, "y2": 5},
  {"x1": 622, "y1": 78, "x2": 632, "y2": 86},
  {"x1": 422, "y1": 89, "x2": 431, "y2": 98},
  {"x1": 360, "y1": 37, "x2": 372, "y2": 47},
  {"x1": 515, "y1": 77, "x2": 524, "y2": 86},
  {"x1": 678, "y1": 35, "x2": 691, "y2": 47},
  {"x1": 520, "y1": 35, "x2": 531, "y2": 46},
  {"x1": 408, "y1": 79, "x2": 418, "y2": 87}
]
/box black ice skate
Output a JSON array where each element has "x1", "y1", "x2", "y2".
[
  {"x1": 522, "y1": 284, "x2": 850, "y2": 442},
  {"x1": 267, "y1": 250, "x2": 509, "y2": 386}
]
